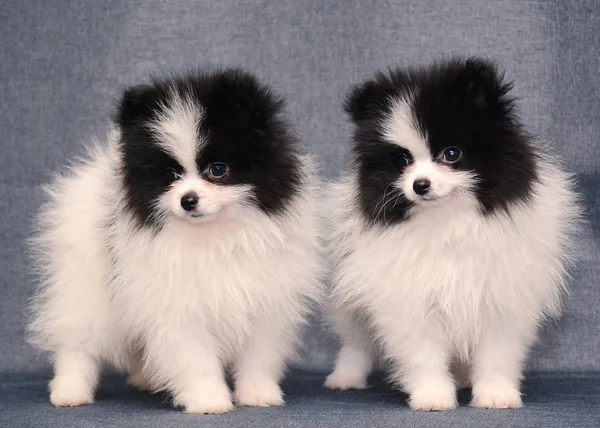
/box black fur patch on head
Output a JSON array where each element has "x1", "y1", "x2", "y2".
[
  {"x1": 412, "y1": 58, "x2": 538, "y2": 215},
  {"x1": 116, "y1": 69, "x2": 302, "y2": 229},
  {"x1": 194, "y1": 70, "x2": 301, "y2": 215},
  {"x1": 352, "y1": 136, "x2": 415, "y2": 226},
  {"x1": 346, "y1": 57, "x2": 538, "y2": 225},
  {"x1": 345, "y1": 70, "x2": 416, "y2": 225},
  {"x1": 116, "y1": 83, "x2": 184, "y2": 229}
]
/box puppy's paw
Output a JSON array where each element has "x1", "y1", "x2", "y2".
[
  {"x1": 324, "y1": 371, "x2": 368, "y2": 390},
  {"x1": 471, "y1": 383, "x2": 522, "y2": 409},
  {"x1": 182, "y1": 399, "x2": 234, "y2": 415},
  {"x1": 174, "y1": 382, "x2": 233, "y2": 414},
  {"x1": 49, "y1": 375, "x2": 94, "y2": 407},
  {"x1": 235, "y1": 378, "x2": 284, "y2": 407},
  {"x1": 408, "y1": 382, "x2": 457, "y2": 411}
]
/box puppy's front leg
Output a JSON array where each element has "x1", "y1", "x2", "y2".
[
  {"x1": 144, "y1": 324, "x2": 232, "y2": 414},
  {"x1": 49, "y1": 349, "x2": 100, "y2": 407},
  {"x1": 383, "y1": 321, "x2": 457, "y2": 411},
  {"x1": 470, "y1": 324, "x2": 532, "y2": 409},
  {"x1": 233, "y1": 317, "x2": 298, "y2": 407}
]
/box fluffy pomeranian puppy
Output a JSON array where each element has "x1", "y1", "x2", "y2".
[
  {"x1": 324, "y1": 58, "x2": 580, "y2": 410},
  {"x1": 28, "y1": 69, "x2": 322, "y2": 414}
]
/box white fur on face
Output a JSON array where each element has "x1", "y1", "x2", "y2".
[
  {"x1": 27, "y1": 131, "x2": 323, "y2": 413},
  {"x1": 383, "y1": 99, "x2": 476, "y2": 205},
  {"x1": 148, "y1": 94, "x2": 255, "y2": 224},
  {"x1": 157, "y1": 177, "x2": 254, "y2": 224},
  {"x1": 325, "y1": 149, "x2": 580, "y2": 410},
  {"x1": 148, "y1": 92, "x2": 204, "y2": 173},
  {"x1": 382, "y1": 97, "x2": 429, "y2": 159}
]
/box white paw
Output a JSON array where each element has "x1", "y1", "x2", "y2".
[
  {"x1": 126, "y1": 371, "x2": 154, "y2": 392},
  {"x1": 472, "y1": 383, "x2": 522, "y2": 409},
  {"x1": 408, "y1": 383, "x2": 457, "y2": 411},
  {"x1": 324, "y1": 371, "x2": 368, "y2": 390},
  {"x1": 235, "y1": 378, "x2": 284, "y2": 407},
  {"x1": 174, "y1": 382, "x2": 234, "y2": 414},
  {"x1": 49, "y1": 376, "x2": 94, "y2": 407}
]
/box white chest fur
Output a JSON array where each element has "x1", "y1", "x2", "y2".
[{"x1": 107, "y1": 199, "x2": 321, "y2": 360}]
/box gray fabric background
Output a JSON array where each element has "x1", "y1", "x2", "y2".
[{"x1": 0, "y1": 1, "x2": 599, "y2": 426}]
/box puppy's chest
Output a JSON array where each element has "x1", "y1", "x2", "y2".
[
  {"x1": 112, "y1": 234, "x2": 291, "y2": 325},
  {"x1": 350, "y1": 215, "x2": 519, "y2": 311}
]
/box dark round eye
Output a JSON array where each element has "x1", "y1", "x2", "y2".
[
  {"x1": 165, "y1": 168, "x2": 182, "y2": 183},
  {"x1": 441, "y1": 147, "x2": 462, "y2": 164},
  {"x1": 208, "y1": 163, "x2": 228, "y2": 178},
  {"x1": 397, "y1": 155, "x2": 411, "y2": 168}
]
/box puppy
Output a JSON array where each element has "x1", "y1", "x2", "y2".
[
  {"x1": 324, "y1": 58, "x2": 581, "y2": 410},
  {"x1": 28, "y1": 69, "x2": 322, "y2": 414}
]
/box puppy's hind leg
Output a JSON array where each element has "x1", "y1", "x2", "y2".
[
  {"x1": 450, "y1": 359, "x2": 471, "y2": 390},
  {"x1": 325, "y1": 310, "x2": 375, "y2": 391},
  {"x1": 126, "y1": 351, "x2": 155, "y2": 393}
]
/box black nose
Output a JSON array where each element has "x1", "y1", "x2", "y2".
[
  {"x1": 413, "y1": 179, "x2": 431, "y2": 196},
  {"x1": 180, "y1": 192, "x2": 199, "y2": 211}
]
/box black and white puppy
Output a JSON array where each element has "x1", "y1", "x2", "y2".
[
  {"x1": 325, "y1": 58, "x2": 580, "y2": 410},
  {"x1": 28, "y1": 69, "x2": 322, "y2": 413}
]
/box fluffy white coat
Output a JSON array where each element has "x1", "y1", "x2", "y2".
[
  {"x1": 28, "y1": 130, "x2": 322, "y2": 414},
  {"x1": 325, "y1": 108, "x2": 580, "y2": 410}
]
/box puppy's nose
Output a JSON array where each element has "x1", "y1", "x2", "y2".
[
  {"x1": 413, "y1": 179, "x2": 431, "y2": 196},
  {"x1": 180, "y1": 192, "x2": 199, "y2": 211}
]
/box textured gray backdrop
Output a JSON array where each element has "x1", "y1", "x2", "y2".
[{"x1": 1, "y1": 0, "x2": 599, "y2": 377}]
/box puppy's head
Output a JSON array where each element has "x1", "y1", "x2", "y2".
[
  {"x1": 116, "y1": 69, "x2": 301, "y2": 229},
  {"x1": 346, "y1": 57, "x2": 537, "y2": 225}
]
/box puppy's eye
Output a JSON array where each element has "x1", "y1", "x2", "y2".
[
  {"x1": 441, "y1": 147, "x2": 462, "y2": 164},
  {"x1": 208, "y1": 163, "x2": 228, "y2": 178},
  {"x1": 397, "y1": 155, "x2": 411, "y2": 169},
  {"x1": 165, "y1": 168, "x2": 182, "y2": 183}
]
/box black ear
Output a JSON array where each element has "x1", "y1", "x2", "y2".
[
  {"x1": 455, "y1": 57, "x2": 513, "y2": 111},
  {"x1": 344, "y1": 78, "x2": 386, "y2": 122},
  {"x1": 206, "y1": 69, "x2": 284, "y2": 131},
  {"x1": 116, "y1": 84, "x2": 159, "y2": 126}
]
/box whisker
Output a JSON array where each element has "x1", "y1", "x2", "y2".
[
  {"x1": 384, "y1": 190, "x2": 408, "y2": 225},
  {"x1": 373, "y1": 184, "x2": 394, "y2": 221},
  {"x1": 378, "y1": 186, "x2": 403, "y2": 225}
]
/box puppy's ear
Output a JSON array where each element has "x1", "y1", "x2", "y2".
[
  {"x1": 206, "y1": 69, "x2": 284, "y2": 131},
  {"x1": 344, "y1": 79, "x2": 386, "y2": 122},
  {"x1": 116, "y1": 84, "x2": 158, "y2": 126},
  {"x1": 455, "y1": 57, "x2": 513, "y2": 112}
]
